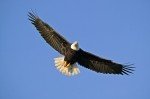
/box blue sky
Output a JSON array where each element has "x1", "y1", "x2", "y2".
[{"x1": 0, "y1": 0, "x2": 150, "y2": 99}]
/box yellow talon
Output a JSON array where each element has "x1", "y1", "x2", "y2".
[
  {"x1": 66, "y1": 63, "x2": 70, "y2": 67},
  {"x1": 63, "y1": 61, "x2": 67, "y2": 67},
  {"x1": 63, "y1": 61, "x2": 70, "y2": 67}
]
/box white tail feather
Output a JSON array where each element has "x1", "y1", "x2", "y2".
[{"x1": 54, "y1": 56, "x2": 80, "y2": 76}]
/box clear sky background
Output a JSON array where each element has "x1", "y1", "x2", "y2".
[{"x1": 0, "y1": 0, "x2": 150, "y2": 99}]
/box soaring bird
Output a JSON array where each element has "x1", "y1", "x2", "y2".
[{"x1": 28, "y1": 12, "x2": 134, "y2": 76}]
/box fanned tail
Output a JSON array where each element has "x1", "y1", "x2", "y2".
[{"x1": 54, "y1": 56, "x2": 80, "y2": 76}]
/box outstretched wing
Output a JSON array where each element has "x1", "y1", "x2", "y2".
[
  {"x1": 28, "y1": 12, "x2": 71, "y2": 55},
  {"x1": 77, "y1": 49, "x2": 134, "y2": 75}
]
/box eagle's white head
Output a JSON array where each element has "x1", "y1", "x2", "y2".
[{"x1": 71, "y1": 41, "x2": 79, "y2": 51}]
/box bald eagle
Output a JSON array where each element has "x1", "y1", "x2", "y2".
[{"x1": 28, "y1": 12, "x2": 134, "y2": 76}]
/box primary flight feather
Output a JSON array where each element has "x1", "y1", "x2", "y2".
[{"x1": 28, "y1": 12, "x2": 134, "y2": 76}]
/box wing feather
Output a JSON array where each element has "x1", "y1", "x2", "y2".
[
  {"x1": 28, "y1": 12, "x2": 71, "y2": 55},
  {"x1": 77, "y1": 49, "x2": 134, "y2": 75}
]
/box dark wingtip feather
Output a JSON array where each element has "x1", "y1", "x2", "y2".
[
  {"x1": 28, "y1": 10, "x2": 39, "y2": 23},
  {"x1": 122, "y1": 64, "x2": 135, "y2": 75}
]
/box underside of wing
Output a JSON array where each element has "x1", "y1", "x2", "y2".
[
  {"x1": 77, "y1": 49, "x2": 134, "y2": 75},
  {"x1": 28, "y1": 12, "x2": 71, "y2": 55}
]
